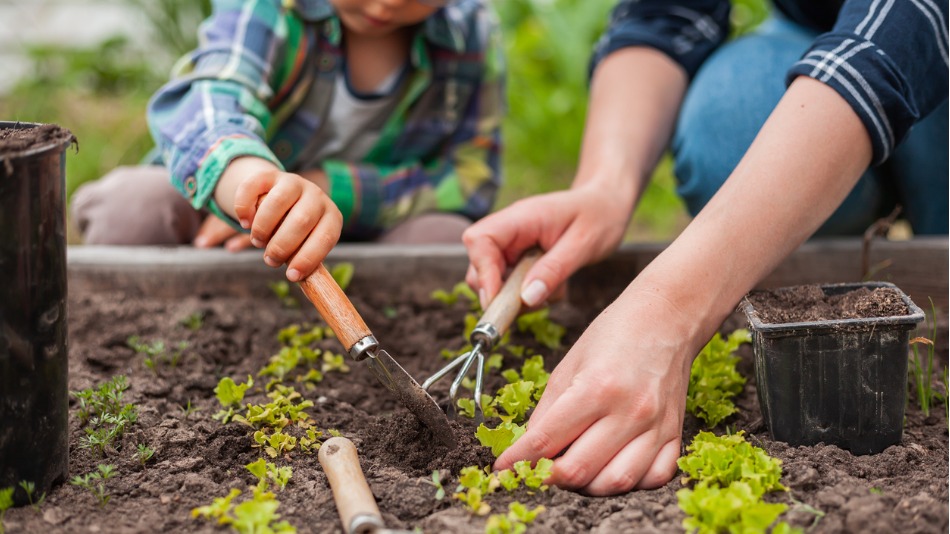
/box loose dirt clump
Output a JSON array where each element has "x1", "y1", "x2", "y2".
[{"x1": 2, "y1": 281, "x2": 947, "y2": 533}]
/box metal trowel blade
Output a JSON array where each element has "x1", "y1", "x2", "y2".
[{"x1": 365, "y1": 349, "x2": 458, "y2": 449}]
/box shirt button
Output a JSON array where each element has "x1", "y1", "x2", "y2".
[
  {"x1": 274, "y1": 140, "x2": 293, "y2": 159},
  {"x1": 184, "y1": 175, "x2": 197, "y2": 196},
  {"x1": 319, "y1": 55, "x2": 336, "y2": 72}
]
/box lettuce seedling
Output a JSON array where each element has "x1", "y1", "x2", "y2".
[
  {"x1": 192, "y1": 488, "x2": 242, "y2": 525},
  {"x1": 329, "y1": 262, "x2": 355, "y2": 291},
  {"x1": 677, "y1": 432, "x2": 799, "y2": 534},
  {"x1": 486, "y1": 501, "x2": 546, "y2": 534},
  {"x1": 268, "y1": 280, "x2": 300, "y2": 308},
  {"x1": 516, "y1": 309, "x2": 565, "y2": 349},
  {"x1": 512, "y1": 458, "x2": 553, "y2": 490},
  {"x1": 246, "y1": 458, "x2": 292, "y2": 492},
  {"x1": 213, "y1": 376, "x2": 253, "y2": 424},
  {"x1": 475, "y1": 422, "x2": 526, "y2": 457},
  {"x1": 431, "y1": 281, "x2": 480, "y2": 310},
  {"x1": 686, "y1": 330, "x2": 750, "y2": 428}
]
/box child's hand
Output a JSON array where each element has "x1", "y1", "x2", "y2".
[
  {"x1": 216, "y1": 157, "x2": 342, "y2": 282},
  {"x1": 193, "y1": 215, "x2": 253, "y2": 252}
]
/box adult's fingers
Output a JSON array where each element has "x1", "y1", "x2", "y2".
[
  {"x1": 579, "y1": 430, "x2": 664, "y2": 496},
  {"x1": 634, "y1": 438, "x2": 681, "y2": 490},
  {"x1": 494, "y1": 386, "x2": 593, "y2": 471},
  {"x1": 545, "y1": 415, "x2": 646, "y2": 491},
  {"x1": 520, "y1": 224, "x2": 595, "y2": 307}
]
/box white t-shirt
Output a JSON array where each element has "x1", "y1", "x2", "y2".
[{"x1": 301, "y1": 63, "x2": 407, "y2": 167}]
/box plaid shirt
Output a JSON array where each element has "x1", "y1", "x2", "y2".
[{"x1": 148, "y1": 0, "x2": 504, "y2": 239}]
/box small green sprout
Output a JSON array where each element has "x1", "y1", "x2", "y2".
[
  {"x1": 909, "y1": 298, "x2": 940, "y2": 417},
  {"x1": 70, "y1": 464, "x2": 116, "y2": 507},
  {"x1": 72, "y1": 377, "x2": 139, "y2": 456},
  {"x1": 135, "y1": 444, "x2": 155, "y2": 467},
  {"x1": 180, "y1": 399, "x2": 201, "y2": 418},
  {"x1": 329, "y1": 262, "x2": 355, "y2": 291},
  {"x1": 127, "y1": 336, "x2": 189, "y2": 371},
  {"x1": 18, "y1": 480, "x2": 45, "y2": 510},
  {"x1": 428, "y1": 471, "x2": 446, "y2": 500},
  {"x1": 179, "y1": 311, "x2": 204, "y2": 331},
  {"x1": 268, "y1": 281, "x2": 299, "y2": 308},
  {"x1": 246, "y1": 458, "x2": 292, "y2": 492},
  {"x1": 0, "y1": 487, "x2": 13, "y2": 534}
]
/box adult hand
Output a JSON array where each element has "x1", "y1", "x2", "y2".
[
  {"x1": 495, "y1": 285, "x2": 700, "y2": 495},
  {"x1": 462, "y1": 184, "x2": 630, "y2": 309},
  {"x1": 193, "y1": 215, "x2": 253, "y2": 252}
]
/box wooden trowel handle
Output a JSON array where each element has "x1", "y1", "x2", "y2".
[
  {"x1": 479, "y1": 249, "x2": 542, "y2": 336},
  {"x1": 299, "y1": 264, "x2": 372, "y2": 353},
  {"x1": 318, "y1": 436, "x2": 384, "y2": 534}
]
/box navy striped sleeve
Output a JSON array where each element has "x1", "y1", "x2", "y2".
[
  {"x1": 589, "y1": 0, "x2": 731, "y2": 80},
  {"x1": 786, "y1": 0, "x2": 949, "y2": 165}
]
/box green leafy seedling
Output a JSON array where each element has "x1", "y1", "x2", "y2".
[
  {"x1": 18, "y1": 480, "x2": 45, "y2": 510},
  {"x1": 686, "y1": 329, "x2": 750, "y2": 428},
  {"x1": 0, "y1": 487, "x2": 13, "y2": 534},
  {"x1": 329, "y1": 262, "x2": 355, "y2": 291},
  {"x1": 179, "y1": 311, "x2": 204, "y2": 331},
  {"x1": 136, "y1": 443, "x2": 155, "y2": 467},
  {"x1": 428, "y1": 471, "x2": 446, "y2": 500},
  {"x1": 180, "y1": 399, "x2": 201, "y2": 418},
  {"x1": 268, "y1": 280, "x2": 299, "y2": 308},
  {"x1": 475, "y1": 422, "x2": 526, "y2": 457},
  {"x1": 70, "y1": 464, "x2": 116, "y2": 507}
]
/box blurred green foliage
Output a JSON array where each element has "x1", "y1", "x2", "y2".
[{"x1": 0, "y1": 0, "x2": 768, "y2": 242}]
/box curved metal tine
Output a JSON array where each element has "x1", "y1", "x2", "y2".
[
  {"x1": 421, "y1": 349, "x2": 473, "y2": 391},
  {"x1": 448, "y1": 347, "x2": 481, "y2": 403},
  {"x1": 473, "y1": 350, "x2": 485, "y2": 423}
]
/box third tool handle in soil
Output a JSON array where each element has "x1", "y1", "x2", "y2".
[{"x1": 318, "y1": 436, "x2": 386, "y2": 534}]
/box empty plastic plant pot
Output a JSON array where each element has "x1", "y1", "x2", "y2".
[
  {"x1": 0, "y1": 122, "x2": 75, "y2": 505},
  {"x1": 742, "y1": 282, "x2": 925, "y2": 455}
]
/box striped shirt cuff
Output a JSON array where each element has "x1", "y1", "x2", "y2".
[
  {"x1": 787, "y1": 33, "x2": 915, "y2": 165},
  {"x1": 196, "y1": 136, "x2": 284, "y2": 230}
]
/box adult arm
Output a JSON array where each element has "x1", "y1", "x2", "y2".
[
  {"x1": 464, "y1": 0, "x2": 729, "y2": 306},
  {"x1": 498, "y1": 76, "x2": 873, "y2": 496}
]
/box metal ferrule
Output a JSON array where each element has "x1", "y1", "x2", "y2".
[
  {"x1": 470, "y1": 323, "x2": 499, "y2": 348},
  {"x1": 349, "y1": 335, "x2": 379, "y2": 361},
  {"x1": 349, "y1": 514, "x2": 385, "y2": 534}
]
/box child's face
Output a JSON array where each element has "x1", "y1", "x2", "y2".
[{"x1": 331, "y1": 0, "x2": 442, "y2": 37}]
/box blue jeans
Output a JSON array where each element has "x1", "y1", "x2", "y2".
[{"x1": 671, "y1": 17, "x2": 949, "y2": 235}]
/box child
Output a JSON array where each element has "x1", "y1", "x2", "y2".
[{"x1": 72, "y1": 0, "x2": 504, "y2": 282}]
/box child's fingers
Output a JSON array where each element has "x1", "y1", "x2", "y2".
[
  {"x1": 225, "y1": 234, "x2": 253, "y2": 252},
  {"x1": 286, "y1": 210, "x2": 343, "y2": 282},
  {"x1": 263, "y1": 197, "x2": 326, "y2": 268},
  {"x1": 233, "y1": 171, "x2": 279, "y2": 228},
  {"x1": 250, "y1": 184, "x2": 301, "y2": 249},
  {"x1": 193, "y1": 215, "x2": 239, "y2": 248}
]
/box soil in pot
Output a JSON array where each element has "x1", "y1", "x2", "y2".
[{"x1": 1, "y1": 278, "x2": 946, "y2": 533}]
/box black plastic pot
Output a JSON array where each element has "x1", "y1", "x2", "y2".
[
  {"x1": 742, "y1": 282, "x2": 925, "y2": 455},
  {"x1": 0, "y1": 122, "x2": 74, "y2": 505}
]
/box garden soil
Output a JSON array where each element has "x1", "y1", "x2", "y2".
[{"x1": 4, "y1": 281, "x2": 947, "y2": 533}]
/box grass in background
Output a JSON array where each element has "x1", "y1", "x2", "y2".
[{"x1": 1, "y1": 0, "x2": 769, "y2": 243}]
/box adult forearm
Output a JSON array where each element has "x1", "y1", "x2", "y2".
[
  {"x1": 573, "y1": 47, "x2": 688, "y2": 209},
  {"x1": 630, "y1": 76, "x2": 874, "y2": 339}
]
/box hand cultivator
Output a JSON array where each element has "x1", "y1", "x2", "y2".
[{"x1": 422, "y1": 250, "x2": 541, "y2": 420}]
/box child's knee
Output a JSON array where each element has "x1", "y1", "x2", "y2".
[{"x1": 72, "y1": 166, "x2": 201, "y2": 245}]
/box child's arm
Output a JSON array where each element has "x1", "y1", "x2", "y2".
[
  {"x1": 215, "y1": 157, "x2": 342, "y2": 282},
  {"x1": 147, "y1": 0, "x2": 299, "y2": 227}
]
